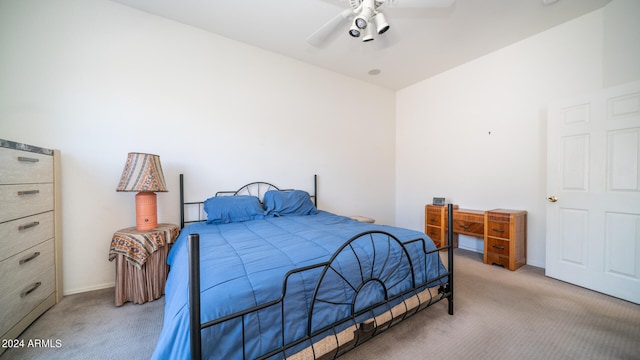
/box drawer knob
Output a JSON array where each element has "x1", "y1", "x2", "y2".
[
  {"x1": 20, "y1": 282, "x2": 42, "y2": 298},
  {"x1": 19, "y1": 251, "x2": 41, "y2": 265},
  {"x1": 18, "y1": 221, "x2": 40, "y2": 231},
  {"x1": 17, "y1": 156, "x2": 39, "y2": 163}
]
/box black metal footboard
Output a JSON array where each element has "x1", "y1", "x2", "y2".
[{"x1": 188, "y1": 204, "x2": 454, "y2": 360}]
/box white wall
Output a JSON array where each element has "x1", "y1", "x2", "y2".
[
  {"x1": 395, "y1": 0, "x2": 640, "y2": 267},
  {"x1": 603, "y1": 0, "x2": 640, "y2": 87},
  {"x1": 0, "y1": 0, "x2": 396, "y2": 294}
]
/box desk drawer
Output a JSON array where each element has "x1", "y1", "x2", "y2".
[
  {"x1": 0, "y1": 148, "x2": 53, "y2": 185},
  {"x1": 0, "y1": 184, "x2": 53, "y2": 223},
  {"x1": 486, "y1": 221, "x2": 510, "y2": 239},
  {"x1": 425, "y1": 226, "x2": 442, "y2": 243},
  {"x1": 453, "y1": 219, "x2": 484, "y2": 237},
  {"x1": 425, "y1": 212, "x2": 442, "y2": 226},
  {"x1": 485, "y1": 252, "x2": 510, "y2": 268},
  {"x1": 486, "y1": 238, "x2": 509, "y2": 256}
]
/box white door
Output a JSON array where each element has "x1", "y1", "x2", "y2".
[{"x1": 546, "y1": 81, "x2": 640, "y2": 304}]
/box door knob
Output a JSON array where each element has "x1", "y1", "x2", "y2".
[{"x1": 547, "y1": 196, "x2": 558, "y2": 202}]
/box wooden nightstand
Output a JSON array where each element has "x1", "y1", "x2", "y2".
[
  {"x1": 108, "y1": 223, "x2": 179, "y2": 306},
  {"x1": 484, "y1": 209, "x2": 527, "y2": 271}
]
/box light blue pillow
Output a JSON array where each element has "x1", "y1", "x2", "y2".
[
  {"x1": 263, "y1": 190, "x2": 318, "y2": 216},
  {"x1": 204, "y1": 195, "x2": 265, "y2": 224}
]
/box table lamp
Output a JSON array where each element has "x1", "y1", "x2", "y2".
[{"x1": 116, "y1": 152, "x2": 168, "y2": 231}]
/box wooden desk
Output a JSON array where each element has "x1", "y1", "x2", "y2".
[{"x1": 425, "y1": 205, "x2": 527, "y2": 270}]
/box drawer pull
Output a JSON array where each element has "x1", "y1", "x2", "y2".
[
  {"x1": 18, "y1": 190, "x2": 40, "y2": 196},
  {"x1": 458, "y1": 224, "x2": 470, "y2": 229},
  {"x1": 492, "y1": 228, "x2": 505, "y2": 233},
  {"x1": 18, "y1": 156, "x2": 40, "y2": 163},
  {"x1": 492, "y1": 245, "x2": 505, "y2": 250},
  {"x1": 19, "y1": 251, "x2": 41, "y2": 265},
  {"x1": 20, "y1": 282, "x2": 42, "y2": 298},
  {"x1": 19, "y1": 221, "x2": 40, "y2": 231}
]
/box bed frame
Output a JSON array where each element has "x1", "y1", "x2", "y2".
[{"x1": 179, "y1": 174, "x2": 454, "y2": 360}]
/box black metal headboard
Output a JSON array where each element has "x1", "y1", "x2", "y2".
[{"x1": 179, "y1": 174, "x2": 318, "y2": 228}]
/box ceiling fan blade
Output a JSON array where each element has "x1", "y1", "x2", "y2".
[
  {"x1": 307, "y1": 8, "x2": 354, "y2": 47},
  {"x1": 384, "y1": 0, "x2": 455, "y2": 8}
]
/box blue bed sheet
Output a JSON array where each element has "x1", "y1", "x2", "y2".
[{"x1": 151, "y1": 211, "x2": 446, "y2": 359}]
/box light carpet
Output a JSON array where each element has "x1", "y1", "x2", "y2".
[{"x1": 2, "y1": 250, "x2": 639, "y2": 359}]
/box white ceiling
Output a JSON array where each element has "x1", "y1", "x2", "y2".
[{"x1": 109, "y1": 0, "x2": 612, "y2": 90}]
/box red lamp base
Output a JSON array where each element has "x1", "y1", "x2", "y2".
[{"x1": 135, "y1": 192, "x2": 158, "y2": 231}]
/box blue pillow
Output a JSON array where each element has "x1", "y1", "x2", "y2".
[
  {"x1": 263, "y1": 190, "x2": 318, "y2": 216},
  {"x1": 204, "y1": 195, "x2": 265, "y2": 224}
]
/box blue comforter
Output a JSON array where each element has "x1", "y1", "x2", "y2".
[{"x1": 152, "y1": 211, "x2": 446, "y2": 359}]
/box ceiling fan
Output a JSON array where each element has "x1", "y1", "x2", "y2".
[{"x1": 308, "y1": 0, "x2": 455, "y2": 47}]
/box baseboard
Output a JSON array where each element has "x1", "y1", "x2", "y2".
[
  {"x1": 63, "y1": 282, "x2": 115, "y2": 296},
  {"x1": 525, "y1": 259, "x2": 545, "y2": 268},
  {"x1": 457, "y1": 245, "x2": 482, "y2": 253}
]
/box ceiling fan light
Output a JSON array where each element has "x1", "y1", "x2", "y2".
[
  {"x1": 355, "y1": 17, "x2": 368, "y2": 29},
  {"x1": 355, "y1": 4, "x2": 375, "y2": 29},
  {"x1": 362, "y1": 24, "x2": 375, "y2": 42},
  {"x1": 349, "y1": 23, "x2": 361, "y2": 37},
  {"x1": 374, "y1": 12, "x2": 389, "y2": 35}
]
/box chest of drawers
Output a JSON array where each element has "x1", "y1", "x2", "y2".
[{"x1": 0, "y1": 140, "x2": 62, "y2": 352}]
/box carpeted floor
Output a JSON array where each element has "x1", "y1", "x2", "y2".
[
  {"x1": 1, "y1": 285, "x2": 163, "y2": 360},
  {"x1": 3, "y1": 249, "x2": 639, "y2": 360},
  {"x1": 341, "y1": 250, "x2": 640, "y2": 360}
]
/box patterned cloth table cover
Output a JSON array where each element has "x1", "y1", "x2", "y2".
[{"x1": 109, "y1": 223, "x2": 180, "y2": 306}]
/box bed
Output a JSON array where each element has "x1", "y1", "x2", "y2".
[{"x1": 152, "y1": 175, "x2": 454, "y2": 360}]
